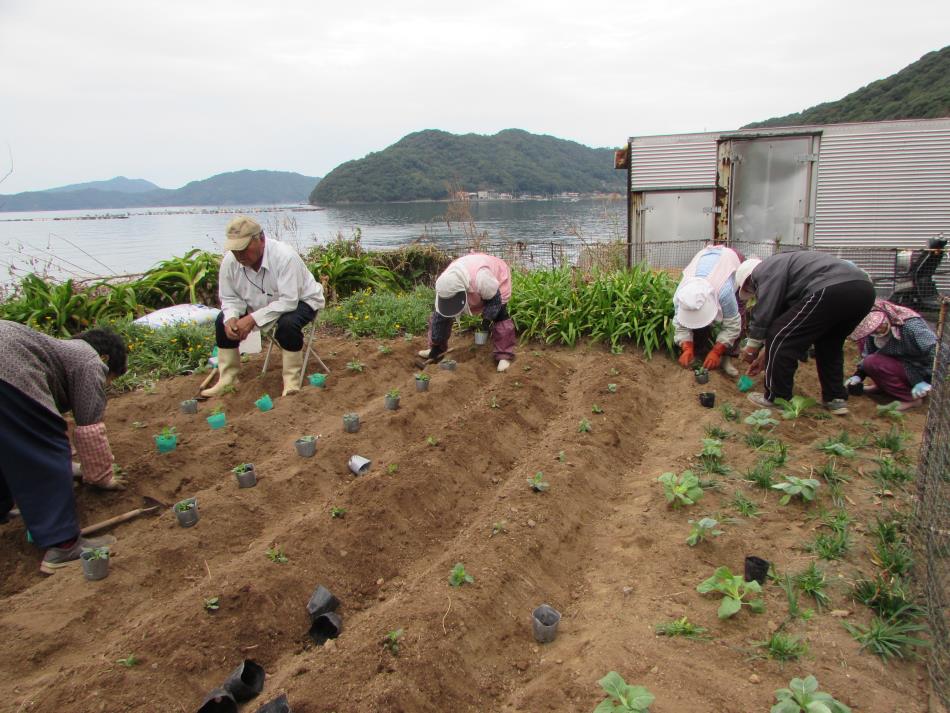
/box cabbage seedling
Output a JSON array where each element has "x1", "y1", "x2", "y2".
[
  {"x1": 382, "y1": 628, "x2": 403, "y2": 656},
  {"x1": 448, "y1": 562, "x2": 474, "y2": 587},
  {"x1": 686, "y1": 517, "x2": 723, "y2": 546},
  {"x1": 697, "y1": 565, "x2": 765, "y2": 619},
  {"x1": 593, "y1": 671, "x2": 654, "y2": 713},
  {"x1": 266, "y1": 546, "x2": 288, "y2": 564},
  {"x1": 771, "y1": 675, "x2": 851, "y2": 713},
  {"x1": 657, "y1": 470, "x2": 703, "y2": 508},
  {"x1": 745, "y1": 409, "x2": 778, "y2": 429},
  {"x1": 527, "y1": 472, "x2": 549, "y2": 492},
  {"x1": 203, "y1": 596, "x2": 220, "y2": 612},
  {"x1": 774, "y1": 395, "x2": 817, "y2": 420},
  {"x1": 772, "y1": 476, "x2": 820, "y2": 505},
  {"x1": 578, "y1": 418, "x2": 592, "y2": 433}
]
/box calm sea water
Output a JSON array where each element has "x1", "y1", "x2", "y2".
[{"x1": 0, "y1": 199, "x2": 623, "y2": 284}]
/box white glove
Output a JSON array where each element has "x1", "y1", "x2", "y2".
[
  {"x1": 845, "y1": 375, "x2": 862, "y2": 387},
  {"x1": 912, "y1": 382, "x2": 932, "y2": 399}
]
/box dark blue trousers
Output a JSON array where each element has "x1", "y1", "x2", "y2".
[
  {"x1": 214, "y1": 302, "x2": 316, "y2": 352},
  {"x1": 0, "y1": 380, "x2": 79, "y2": 547}
]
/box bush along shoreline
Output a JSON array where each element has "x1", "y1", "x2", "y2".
[{"x1": 0, "y1": 236, "x2": 676, "y2": 390}]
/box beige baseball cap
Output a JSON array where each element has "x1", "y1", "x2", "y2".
[{"x1": 223, "y1": 216, "x2": 262, "y2": 252}]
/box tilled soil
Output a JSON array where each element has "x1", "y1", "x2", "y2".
[{"x1": 0, "y1": 335, "x2": 931, "y2": 712}]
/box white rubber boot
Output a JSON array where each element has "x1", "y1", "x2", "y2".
[
  {"x1": 281, "y1": 349, "x2": 304, "y2": 396},
  {"x1": 200, "y1": 348, "x2": 240, "y2": 398},
  {"x1": 722, "y1": 355, "x2": 739, "y2": 377},
  {"x1": 418, "y1": 349, "x2": 431, "y2": 359},
  {"x1": 497, "y1": 359, "x2": 511, "y2": 372}
]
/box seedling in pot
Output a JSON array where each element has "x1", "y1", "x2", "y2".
[
  {"x1": 593, "y1": 672, "x2": 654, "y2": 713},
  {"x1": 527, "y1": 471, "x2": 549, "y2": 492},
  {"x1": 757, "y1": 631, "x2": 808, "y2": 661},
  {"x1": 696, "y1": 565, "x2": 765, "y2": 619},
  {"x1": 694, "y1": 366, "x2": 709, "y2": 384},
  {"x1": 745, "y1": 409, "x2": 778, "y2": 429},
  {"x1": 175, "y1": 500, "x2": 195, "y2": 512},
  {"x1": 415, "y1": 372, "x2": 430, "y2": 382},
  {"x1": 382, "y1": 628, "x2": 403, "y2": 656},
  {"x1": 774, "y1": 395, "x2": 817, "y2": 420},
  {"x1": 772, "y1": 476, "x2": 820, "y2": 505},
  {"x1": 591, "y1": 404, "x2": 604, "y2": 414},
  {"x1": 772, "y1": 675, "x2": 852, "y2": 713},
  {"x1": 384, "y1": 388, "x2": 400, "y2": 410},
  {"x1": 346, "y1": 360, "x2": 364, "y2": 372},
  {"x1": 154, "y1": 426, "x2": 179, "y2": 453},
  {"x1": 657, "y1": 470, "x2": 703, "y2": 508},
  {"x1": 83, "y1": 545, "x2": 109, "y2": 561},
  {"x1": 266, "y1": 546, "x2": 288, "y2": 564},
  {"x1": 654, "y1": 616, "x2": 708, "y2": 640},
  {"x1": 578, "y1": 418, "x2": 592, "y2": 433},
  {"x1": 255, "y1": 393, "x2": 273, "y2": 412},
  {"x1": 685, "y1": 517, "x2": 723, "y2": 546},
  {"x1": 448, "y1": 562, "x2": 474, "y2": 587},
  {"x1": 207, "y1": 405, "x2": 226, "y2": 429},
  {"x1": 203, "y1": 596, "x2": 220, "y2": 612},
  {"x1": 606, "y1": 383, "x2": 618, "y2": 393},
  {"x1": 116, "y1": 655, "x2": 140, "y2": 668},
  {"x1": 157, "y1": 426, "x2": 176, "y2": 439},
  {"x1": 231, "y1": 463, "x2": 253, "y2": 475}
]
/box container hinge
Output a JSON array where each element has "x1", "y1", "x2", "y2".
[
  {"x1": 796, "y1": 154, "x2": 819, "y2": 163},
  {"x1": 794, "y1": 216, "x2": 814, "y2": 225}
]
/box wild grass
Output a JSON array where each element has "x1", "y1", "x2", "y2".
[{"x1": 322, "y1": 285, "x2": 434, "y2": 338}]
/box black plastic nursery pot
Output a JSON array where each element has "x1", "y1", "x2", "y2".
[
  {"x1": 343, "y1": 414, "x2": 360, "y2": 433},
  {"x1": 309, "y1": 611, "x2": 342, "y2": 645},
  {"x1": 174, "y1": 497, "x2": 199, "y2": 528},
  {"x1": 848, "y1": 382, "x2": 864, "y2": 396},
  {"x1": 306, "y1": 585, "x2": 340, "y2": 619},
  {"x1": 80, "y1": 551, "x2": 109, "y2": 581},
  {"x1": 198, "y1": 688, "x2": 237, "y2": 713},
  {"x1": 254, "y1": 694, "x2": 291, "y2": 713},
  {"x1": 531, "y1": 604, "x2": 561, "y2": 644},
  {"x1": 180, "y1": 399, "x2": 199, "y2": 414},
  {"x1": 744, "y1": 555, "x2": 770, "y2": 585},
  {"x1": 223, "y1": 659, "x2": 265, "y2": 702},
  {"x1": 295, "y1": 438, "x2": 317, "y2": 458},
  {"x1": 698, "y1": 392, "x2": 716, "y2": 408}
]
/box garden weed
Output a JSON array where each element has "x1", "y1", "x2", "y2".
[{"x1": 654, "y1": 616, "x2": 708, "y2": 640}]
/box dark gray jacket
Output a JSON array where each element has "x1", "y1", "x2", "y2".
[{"x1": 746, "y1": 252, "x2": 870, "y2": 341}]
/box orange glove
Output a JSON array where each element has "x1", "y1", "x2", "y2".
[
  {"x1": 677, "y1": 341, "x2": 694, "y2": 368},
  {"x1": 703, "y1": 343, "x2": 728, "y2": 370}
]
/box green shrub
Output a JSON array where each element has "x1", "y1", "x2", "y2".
[{"x1": 321, "y1": 286, "x2": 434, "y2": 338}]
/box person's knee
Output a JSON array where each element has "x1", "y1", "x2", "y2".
[{"x1": 275, "y1": 319, "x2": 304, "y2": 351}]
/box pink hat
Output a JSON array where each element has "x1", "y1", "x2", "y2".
[{"x1": 849, "y1": 309, "x2": 887, "y2": 341}]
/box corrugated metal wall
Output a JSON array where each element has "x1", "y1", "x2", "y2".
[
  {"x1": 814, "y1": 126, "x2": 950, "y2": 248},
  {"x1": 630, "y1": 133, "x2": 718, "y2": 190}
]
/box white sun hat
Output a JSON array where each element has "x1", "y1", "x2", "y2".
[
  {"x1": 735, "y1": 258, "x2": 762, "y2": 294},
  {"x1": 674, "y1": 277, "x2": 718, "y2": 329}
]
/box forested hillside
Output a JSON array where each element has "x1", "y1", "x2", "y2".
[
  {"x1": 744, "y1": 45, "x2": 950, "y2": 128},
  {"x1": 309, "y1": 129, "x2": 622, "y2": 203}
]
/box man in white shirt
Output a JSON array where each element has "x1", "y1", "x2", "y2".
[{"x1": 201, "y1": 216, "x2": 325, "y2": 398}]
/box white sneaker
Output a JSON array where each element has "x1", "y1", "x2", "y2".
[
  {"x1": 497, "y1": 359, "x2": 511, "y2": 372},
  {"x1": 747, "y1": 392, "x2": 774, "y2": 408},
  {"x1": 721, "y1": 355, "x2": 739, "y2": 377}
]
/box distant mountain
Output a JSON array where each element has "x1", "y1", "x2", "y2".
[
  {"x1": 310, "y1": 128, "x2": 623, "y2": 204},
  {"x1": 0, "y1": 170, "x2": 320, "y2": 212},
  {"x1": 744, "y1": 45, "x2": 950, "y2": 128},
  {"x1": 44, "y1": 176, "x2": 161, "y2": 194}
]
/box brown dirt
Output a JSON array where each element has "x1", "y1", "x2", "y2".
[{"x1": 0, "y1": 335, "x2": 931, "y2": 712}]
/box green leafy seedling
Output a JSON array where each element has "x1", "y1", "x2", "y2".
[
  {"x1": 378, "y1": 345, "x2": 392, "y2": 355},
  {"x1": 266, "y1": 545, "x2": 288, "y2": 564},
  {"x1": 231, "y1": 463, "x2": 252, "y2": 475},
  {"x1": 771, "y1": 675, "x2": 852, "y2": 713},
  {"x1": 448, "y1": 562, "x2": 474, "y2": 587},
  {"x1": 174, "y1": 500, "x2": 195, "y2": 512},
  {"x1": 606, "y1": 383, "x2": 618, "y2": 393},
  {"x1": 382, "y1": 628, "x2": 403, "y2": 656},
  {"x1": 387, "y1": 463, "x2": 398, "y2": 474},
  {"x1": 386, "y1": 388, "x2": 400, "y2": 399},
  {"x1": 686, "y1": 517, "x2": 723, "y2": 546},
  {"x1": 426, "y1": 436, "x2": 439, "y2": 447},
  {"x1": 557, "y1": 450, "x2": 566, "y2": 463},
  {"x1": 527, "y1": 471, "x2": 549, "y2": 492},
  {"x1": 578, "y1": 418, "x2": 592, "y2": 433},
  {"x1": 758, "y1": 631, "x2": 808, "y2": 661},
  {"x1": 591, "y1": 404, "x2": 604, "y2": 414},
  {"x1": 156, "y1": 425, "x2": 178, "y2": 440},
  {"x1": 774, "y1": 395, "x2": 817, "y2": 420},
  {"x1": 720, "y1": 403, "x2": 739, "y2": 422},
  {"x1": 818, "y1": 431, "x2": 859, "y2": 458},
  {"x1": 704, "y1": 424, "x2": 730, "y2": 440},
  {"x1": 83, "y1": 546, "x2": 110, "y2": 560},
  {"x1": 843, "y1": 613, "x2": 929, "y2": 660},
  {"x1": 490, "y1": 520, "x2": 507, "y2": 537},
  {"x1": 131, "y1": 421, "x2": 146, "y2": 429},
  {"x1": 794, "y1": 562, "x2": 830, "y2": 609},
  {"x1": 330, "y1": 507, "x2": 346, "y2": 518},
  {"x1": 116, "y1": 655, "x2": 140, "y2": 668},
  {"x1": 876, "y1": 401, "x2": 906, "y2": 423},
  {"x1": 699, "y1": 438, "x2": 723, "y2": 460},
  {"x1": 745, "y1": 409, "x2": 778, "y2": 429},
  {"x1": 772, "y1": 476, "x2": 820, "y2": 505},
  {"x1": 204, "y1": 596, "x2": 220, "y2": 612},
  {"x1": 654, "y1": 616, "x2": 708, "y2": 640},
  {"x1": 346, "y1": 360, "x2": 364, "y2": 373},
  {"x1": 696, "y1": 565, "x2": 765, "y2": 619},
  {"x1": 210, "y1": 405, "x2": 224, "y2": 417},
  {"x1": 657, "y1": 470, "x2": 703, "y2": 508},
  {"x1": 731, "y1": 491, "x2": 760, "y2": 518},
  {"x1": 593, "y1": 671, "x2": 654, "y2": 713}
]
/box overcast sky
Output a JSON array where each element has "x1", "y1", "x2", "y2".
[{"x1": 0, "y1": 0, "x2": 946, "y2": 194}]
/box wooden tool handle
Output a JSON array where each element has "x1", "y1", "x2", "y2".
[{"x1": 81, "y1": 507, "x2": 158, "y2": 536}]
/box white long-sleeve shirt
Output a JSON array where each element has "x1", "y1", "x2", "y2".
[{"x1": 218, "y1": 239, "x2": 325, "y2": 327}]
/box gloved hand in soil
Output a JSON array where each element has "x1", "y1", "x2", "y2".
[
  {"x1": 703, "y1": 343, "x2": 728, "y2": 370},
  {"x1": 845, "y1": 375, "x2": 863, "y2": 387},
  {"x1": 747, "y1": 350, "x2": 766, "y2": 377},
  {"x1": 677, "y1": 341, "x2": 694, "y2": 368},
  {"x1": 912, "y1": 381, "x2": 932, "y2": 399}
]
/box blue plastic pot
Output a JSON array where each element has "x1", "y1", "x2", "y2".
[
  {"x1": 255, "y1": 395, "x2": 273, "y2": 412},
  {"x1": 207, "y1": 412, "x2": 227, "y2": 430},
  {"x1": 155, "y1": 435, "x2": 178, "y2": 453},
  {"x1": 308, "y1": 373, "x2": 327, "y2": 387}
]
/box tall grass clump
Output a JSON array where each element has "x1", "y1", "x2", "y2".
[
  {"x1": 108, "y1": 320, "x2": 216, "y2": 392},
  {"x1": 508, "y1": 264, "x2": 675, "y2": 356},
  {"x1": 321, "y1": 286, "x2": 434, "y2": 338}
]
